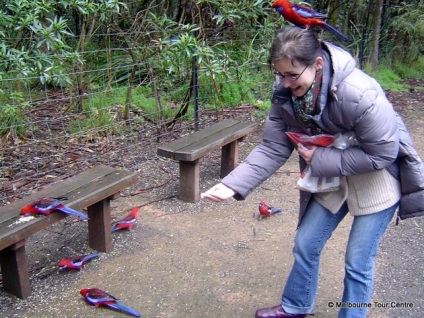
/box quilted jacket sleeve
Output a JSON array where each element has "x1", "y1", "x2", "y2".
[
  {"x1": 311, "y1": 78, "x2": 399, "y2": 177},
  {"x1": 221, "y1": 104, "x2": 294, "y2": 199}
]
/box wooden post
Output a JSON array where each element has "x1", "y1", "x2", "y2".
[
  {"x1": 87, "y1": 198, "x2": 112, "y2": 252},
  {"x1": 0, "y1": 240, "x2": 31, "y2": 299},
  {"x1": 221, "y1": 140, "x2": 239, "y2": 178},
  {"x1": 179, "y1": 159, "x2": 200, "y2": 202}
]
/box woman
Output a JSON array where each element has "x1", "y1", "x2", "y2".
[{"x1": 201, "y1": 27, "x2": 424, "y2": 318}]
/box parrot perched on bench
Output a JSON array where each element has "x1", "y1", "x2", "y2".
[{"x1": 20, "y1": 197, "x2": 88, "y2": 219}]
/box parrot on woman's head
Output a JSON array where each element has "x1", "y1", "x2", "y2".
[{"x1": 271, "y1": 0, "x2": 350, "y2": 42}]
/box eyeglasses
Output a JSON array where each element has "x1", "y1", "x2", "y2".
[{"x1": 273, "y1": 64, "x2": 310, "y2": 82}]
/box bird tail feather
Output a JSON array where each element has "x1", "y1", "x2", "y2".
[
  {"x1": 271, "y1": 208, "x2": 283, "y2": 214},
  {"x1": 83, "y1": 252, "x2": 100, "y2": 262},
  {"x1": 322, "y1": 23, "x2": 350, "y2": 42},
  {"x1": 58, "y1": 206, "x2": 89, "y2": 219},
  {"x1": 106, "y1": 302, "x2": 141, "y2": 317}
]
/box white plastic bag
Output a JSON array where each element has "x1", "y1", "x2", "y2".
[
  {"x1": 288, "y1": 131, "x2": 359, "y2": 193},
  {"x1": 296, "y1": 166, "x2": 340, "y2": 193},
  {"x1": 332, "y1": 132, "x2": 359, "y2": 150}
]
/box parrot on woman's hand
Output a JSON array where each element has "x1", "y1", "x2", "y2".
[
  {"x1": 80, "y1": 288, "x2": 141, "y2": 317},
  {"x1": 259, "y1": 200, "x2": 282, "y2": 217},
  {"x1": 111, "y1": 207, "x2": 139, "y2": 233},
  {"x1": 58, "y1": 252, "x2": 100, "y2": 271},
  {"x1": 20, "y1": 197, "x2": 88, "y2": 220},
  {"x1": 271, "y1": 0, "x2": 350, "y2": 42}
]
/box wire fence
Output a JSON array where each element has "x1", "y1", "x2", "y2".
[{"x1": 0, "y1": 30, "x2": 271, "y2": 205}]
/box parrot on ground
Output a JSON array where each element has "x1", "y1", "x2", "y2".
[
  {"x1": 111, "y1": 206, "x2": 139, "y2": 233},
  {"x1": 58, "y1": 252, "x2": 100, "y2": 271},
  {"x1": 20, "y1": 197, "x2": 88, "y2": 219},
  {"x1": 80, "y1": 288, "x2": 141, "y2": 317},
  {"x1": 258, "y1": 200, "x2": 283, "y2": 217},
  {"x1": 271, "y1": 0, "x2": 350, "y2": 42}
]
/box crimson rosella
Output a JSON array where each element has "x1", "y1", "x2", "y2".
[
  {"x1": 58, "y1": 252, "x2": 100, "y2": 271},
  {"x1": 111, "y1": 207, "x2": 139, "y2": 233},
  {"x1": 80, "y1": 288, "x2": 141, "y2": 317},
  {"x1": 271, "y1": 0, "x2": 350, "y2": 41},
  {"x1": 258, "y1": 200, "x2": 282, "y2": 217},
  {"x1": 20, "y1": 197, "x2": 88, "y2": 219}
]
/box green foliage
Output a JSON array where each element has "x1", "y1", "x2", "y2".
[
  {"x1": 365, "y1": 66, "x2": 407, "y2": 92},
  {"x1": 69, "y1": 85, "x2": 178, "y2": 135},
  {"x1": 392, "y1": 56, "x2": 424, "y2": 81},
  {"x1": 388, "y1": 2, "x2": 424, "y2": 64},
  {"x1": 1, "y1": 0, "x2": 423, "y2": 140},
  {"x1": 0, "y1": 0, "x2": 127, "y2": 87},
  {"x1": 0, "y1": 92, "x2": 30, "y2": 138}
]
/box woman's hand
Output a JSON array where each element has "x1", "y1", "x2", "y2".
[
  {"x1": 201, "y1": 183, "x2": 235, "y2": 202},
  {"x1": 297, "y1": 143, "x2": 317, "y2": 165}
]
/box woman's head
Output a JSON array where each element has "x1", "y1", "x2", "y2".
[
  {"x1": 269, "y1": 27, "x2": 322, "y2": 66},
  {"x1": 269, "y1": 27, "x2": 324, "y2": 96}
]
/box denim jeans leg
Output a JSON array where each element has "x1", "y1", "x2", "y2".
[
  {"x1": 338, "y1": 203, "x2": 397, "y2": 318},
  {"x1": 281, "y1": 198, "x2": 348, "y2": 314}
]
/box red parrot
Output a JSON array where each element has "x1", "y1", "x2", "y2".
[
  {"x1": 111, "y1": 207, "x2": 139, "y2": 233},
  {"x1": 20, "y1": 197, "x2": 88, "y2": 220},
  {"x1": 271, "y1": 0, "x2": 350, "y2": 41},
  {"x1": 80, "y1": 288, "x2": 141, "y2": 317},
  {"x1": 58, "y1": 252, "x2": 100, "y2": 271},
  {"x1": 258, "y1": 200, "x2": 283, "y2": 217}
]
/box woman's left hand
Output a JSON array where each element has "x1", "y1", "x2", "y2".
[{"x1": 297, "y1": 143, "x2": 317, "y2": 165}]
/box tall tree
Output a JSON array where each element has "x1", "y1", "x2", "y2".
[{"x1": 369, "y1": 0, "x2": 384, "y2": 70}]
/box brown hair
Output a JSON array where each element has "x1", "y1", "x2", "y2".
[{"x1": 268, "y1": 27, "x2": 323, "y2": 67}]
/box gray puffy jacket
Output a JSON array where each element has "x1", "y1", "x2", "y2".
[{"x1": 222, "y1": 42, "x2": 424, "y2": 222}]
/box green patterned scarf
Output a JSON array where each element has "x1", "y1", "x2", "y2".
[{"x1": 292, "y1": 70, "x2": 323, "y2": 135}]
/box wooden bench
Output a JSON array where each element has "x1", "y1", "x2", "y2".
[
  {"x1": 0, "y1": 165, "x2": 138, "y2": 299},
  {"x1": 157, "y1": 119, "x2": 256, "y2": 202}
]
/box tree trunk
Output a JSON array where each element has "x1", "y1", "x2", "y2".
[{"x1": 369, "y1": 0, "x2": 384, "y2": 70}]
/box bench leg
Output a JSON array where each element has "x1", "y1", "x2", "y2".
[
  {"x1": 0, "y1": 240, "x2": 31, "y2": 299},
  {"x1": 179, "y1": 159, "x2": 200, "y2": 202},
  {"x1": 221, "y1": 140, "x2": 239, "y2": 178},
  {"x1": 88, "y1": 198, "x2": 112, "y2": 253}
]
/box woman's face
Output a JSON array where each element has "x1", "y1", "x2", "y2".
[{"x1": 273, "y1": 57, "x2": 323, "y2": 97}]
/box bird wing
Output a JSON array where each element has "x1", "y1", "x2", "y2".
[
  {"x1": 86, "y1": 289, "x2": 117, "y2": 304},
  {"x1": 34, "y1": 198, "x2": 62, "y2": 212},
  {"x1": 292, "y1": 4, "x2": 327, "y2": 19}
]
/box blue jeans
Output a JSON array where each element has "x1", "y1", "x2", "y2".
[{"x1": 281, "y1": 198, "x2": 397, "y2": 318}]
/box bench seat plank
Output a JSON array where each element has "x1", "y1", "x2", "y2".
[
  {"x1": 0, "y1": 165, "x2": 138, "y2": 251},
  {"x1": 157, "y1": 119, "x2": 239, "y2": 160},
  {"x1": 157, "y1": 119, "x2": 256, "y2": 202},
  {"x1": 172, "y1": 121, "x2": 256, "y2": 161},
  {"x1": 0, "y1": 165, "x2": 138, "y2": 299}
]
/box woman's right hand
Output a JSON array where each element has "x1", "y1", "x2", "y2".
[{"x1": 200, "y1": 183, "x2": 235, "y2": 202}]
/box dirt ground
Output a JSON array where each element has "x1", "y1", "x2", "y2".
[{"x1": 0, "y1": 82, "x2": 423, "y2": 317}]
